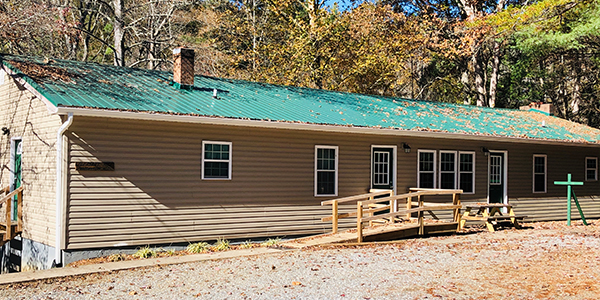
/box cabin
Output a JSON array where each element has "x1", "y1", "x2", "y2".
[{"x1": 1, "y1": 49, "x2": 600, "y2": 272}]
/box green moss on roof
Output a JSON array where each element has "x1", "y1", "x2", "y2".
[{"x1": 2, "y1": 54, "x2": 600, "y2": 144}]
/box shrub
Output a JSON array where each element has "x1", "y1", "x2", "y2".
[
  {"x1": 214, "y1": 238, "x2": 230, "y2": 251},
  {"x1": 133, "y1": 246, "x2": 157, "y2": 259},
  {"x1": 240, "y1": 240, "x2": 254, "y2": 249},
  {"x1": 187, "y1": 242, "x2": 210, "y2": 253},
  {"x1": 108, "y1": 253, "x2": 126, "y2": 262},
  {"x1": 261, "y1": 238, "x2": 281, "y2": 247}
]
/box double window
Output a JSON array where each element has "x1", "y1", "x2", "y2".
[
  {"x1": 315, "y1": 146, "x2": 338, "y2": 196},
  {"x1": 202, "y1": 141, "x2": 232, "y2": 180},
  {"x1": 586, "y1": 157, "x2": 597, "y2": 181},
  {"x1": 418, "y1": 150, "x2": 474, "y2": 193},
  {"x1": 533, "y1": 155, "x2": 547, "y2": 193}
]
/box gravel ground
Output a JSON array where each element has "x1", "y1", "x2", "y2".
[{"x1": 2, "y1": 221, "x2": 600, "y2": 299}]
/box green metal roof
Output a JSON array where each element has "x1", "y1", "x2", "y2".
[{"x1": 2, "y1": 54, "x2": 600, "y2": 144}]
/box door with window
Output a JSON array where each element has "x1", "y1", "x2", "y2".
[
  {"x1": 11, "y1": 139, "x2": 22, "y2": 221},
  {"x1": 488, "y1": 152, "x2": 504, "y2": 204},
  {"x1": 372, "y1": 147, "x2": 394, "y2": 190}
]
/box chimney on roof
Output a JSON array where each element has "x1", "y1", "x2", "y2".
[
  {"x1": 173, "y1": 47, "x2": 195, "y2": 89},
  {"x1": 519, "y1": 102, "x2": 555, "y2": 116}
]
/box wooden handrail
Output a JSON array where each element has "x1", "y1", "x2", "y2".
[
  {"x1": 1, "y1": 186, "x2": 24, "y2": 241},
  {"x1": 361, "y1": 205, "x2": 462, "y2": 222},
  {"x1": 356, "y1": 189, "x2": 462, "y2": 242},
  {"x1": 321, "y1": 190, "x2": 394, "y2": 234},
  {"x1": 409, "y1": 188, "x2": 463, "y2": 193},
  {"x1": 321, "y1": 190, "x2": 392, "y2": 205},
  {"x1": 0, "y1": 186, "x2": 24, "y2": 205}
]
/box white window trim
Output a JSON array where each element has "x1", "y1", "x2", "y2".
[
  {"x1": 315, "y1": 145, "x2": 339, "y2": 197},
  {"x1": 586, "y1": 157, "x2": 598, "y2": 181},
  {"x1": 417, "y1": 149, "x2": 437, "y2": 189},
  {"x1": 532, "y1": 154, "x2": 547, "y2": 193},
  {"x1": 201, "y1": 140, "x2": 232, "y2": 180},
  {"x1": 439, "y1": 151, "x2": 458, "y2": 189},
  {"x1": 458, "y1": 151, "x2": 476, "y2": 194}
]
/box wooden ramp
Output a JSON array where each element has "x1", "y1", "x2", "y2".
[
  {"x1": 284, "y1": 188, "x2": 463, "y2": 248},
  {"x1": 283, "y1": 221, "x2": 459, "y2": 248}
]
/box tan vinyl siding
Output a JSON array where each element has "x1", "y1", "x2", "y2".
[
  {"x1": 65, "y1": 115, "x2": 600, "y2": 249},
  {"x1": 0, "y1": 71, "x2": 62, "y2": 246}
]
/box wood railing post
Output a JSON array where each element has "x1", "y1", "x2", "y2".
[
  {"x1": 367, "y1": 196, "x2": 373, "y2": 227},
  {"x1": 452, "y1": 193, "x2": 461, "y2": 223},
  {"x1": 5, "y1": 195, "x2": 12, "y2": 240},
  {"x1": 17, "y1": 190, "x2": 23, "y2": 232},
  {"x1": 357, "y1": 201, "x2": 363, "y2": 243},
  {"x1": 418, "y1": 195, "x2": 424, "y2": 235},
  {"x1": 332, "y1": 201, "x2": 338, "y2": 234},
  {"x1": 406, "y1": 197, "x2": 412, "y2": 219}
]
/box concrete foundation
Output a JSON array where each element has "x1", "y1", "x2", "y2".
[{"x1": 1, "y1": 237, "x2": 57, "y2": 274}]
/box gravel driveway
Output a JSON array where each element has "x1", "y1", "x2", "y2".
[{"x1": 2, "y1": 221, "x2": 600, "y2": 299}]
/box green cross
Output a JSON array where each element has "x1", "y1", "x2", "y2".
[{"x1": 554, "y1": 173, "x2": 584, "y2": 226}]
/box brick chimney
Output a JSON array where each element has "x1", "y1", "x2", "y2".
[
  {"x1": 519, "y1": 102, "x2": 555, "y2": 116},
  {"x1": 173, "y1": 47, "x2": 195, "y2": 89}
]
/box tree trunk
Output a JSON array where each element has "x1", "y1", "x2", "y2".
[
  {"x1": 488, "y1": 41, "x2": 501, "y2": 108},
  {"x1": 113, "y1": 0, "x2": 125, "y2": 66},
  {"x1": 473, "y1": 53, "x2": 486, "y2": 106}
]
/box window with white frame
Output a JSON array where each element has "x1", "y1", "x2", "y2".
[
  {"x1": 418, "y1": 150, "x2": 436, "y2": 188},
  {"x1": 315, "y1": 146, "x2": 338, "y2": 196},
  {"x1": 533, "y1": 154, "x2": 547, "y2": 193},
  {"x1": 439, "y1": 151, "x2": 457, "y2": 189},
  {"x1": 202, "y1": 141, "x2": 232, "y2": 179},
  {"x1": 459, "y1": 152, "x2": 475, "y2": 194},
  {"x1": 586, "y1": 157, "x2": 597, "y2": 181}
]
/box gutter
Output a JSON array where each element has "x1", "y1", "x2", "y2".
[
  {"x1": 55, "y1": 107, "x2": 600, "y2": 147},
  {"x1": 55, "y1": 112, "x2": 73, "y2": 267}
]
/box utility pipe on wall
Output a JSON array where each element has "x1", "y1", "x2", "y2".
[{"x1": 55, "y1": 112, "x2": 73, "y2": 267}]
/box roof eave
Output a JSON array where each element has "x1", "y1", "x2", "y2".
[
  {"x1": 1, "y1": 63, "x2": 58, "y2": 114},
  {"x1": 54, "y1": 107, "x2": 600, "y2": 147}
]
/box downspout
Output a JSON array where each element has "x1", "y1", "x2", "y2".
[{"x1": 55, "y1": 113, "x2": 73, "y2": 267}]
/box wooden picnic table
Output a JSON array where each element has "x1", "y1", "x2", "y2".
[{"x1": 459, "y1": 203, "x2": 525, "y2": 232}]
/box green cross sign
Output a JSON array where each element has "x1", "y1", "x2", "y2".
[{"x1": 554, "y1": 173, "x2": 584, "y2": 226}]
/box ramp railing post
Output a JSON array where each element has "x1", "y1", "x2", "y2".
[
  {"x1": 357, "y1": 201, "x2": 363, "y2": 243},
  {"x1": 332, "y1": 201, "x2": 338, "y2": 234},
  {"x1": 5, "y1": 194, "x2": 12, "y2": 240}
]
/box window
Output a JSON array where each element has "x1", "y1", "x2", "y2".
[
  {"x1": 202, "y1": 141, "x2": 232, "y2": 179},
  {"x1": 533, "y1": 155, "x2": 547, "y2": 193},
  {"x1": 439, "y1": 151, "x2": 457, "y2": 189},
  {"x1": 459, "y1": 152, "x2": 475, "y2": 194},
  {"x1": 586, "y1": 157, "x2": 597, "y2": 181},
  {"x1": 315, "y1": 146, "x2": 338, "y2": 196},
  {"x1": 489, "y1": 155, "x2": 502, "y2": 185},
  {"x1": 418, "y1": 150, "x2": 436, "y2": 188}
]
